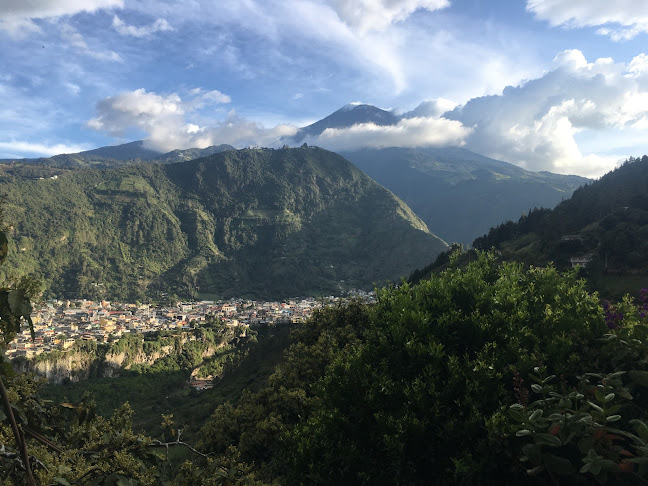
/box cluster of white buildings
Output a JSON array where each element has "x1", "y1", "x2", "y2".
[{"x1": 7, "y1": 291, "x2": 375, "y2": 360}]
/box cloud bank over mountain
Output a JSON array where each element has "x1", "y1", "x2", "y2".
[
  {"x1": 86, "y1": 48, "x2": 648, "y2": 178},
  {"x1": 445, "y1": 49, "x2": 648, "y2": 177},
  {"x1": 87, "y1": 88, "x2": 297, "y2": 152},
  {"x1": 304, "y1": 116, "x2": 470, "y2": 151}
]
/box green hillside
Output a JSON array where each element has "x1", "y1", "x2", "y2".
[
  {"x1": 343, "y1": 146, "x2": 588, "y2": 244},
  {"x1": 0, "y1": 146, "x2": 446, "y2": 301},
  {"x1": 473, "y1": 155, "x2": 648, "y2": 297}
]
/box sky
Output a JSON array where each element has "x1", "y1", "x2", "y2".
[{"x1": 3, "y1": 1, "x2": 648, "y2": 177}]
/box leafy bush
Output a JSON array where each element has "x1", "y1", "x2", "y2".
[{"x1": 284, "y1": 251, "x2": 608, "y2": 484}]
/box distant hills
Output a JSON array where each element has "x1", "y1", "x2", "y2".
[
  {"x1": 1, "y1": 147, "x2": 446, "y2": 301},
  {"x1": 286, "y1": 103, "x2": 589, "y2": 243},
  {"x1": 0, "y1": 102, "x2": 595, "y2": 294},
  {"x1": 0, "y1": 141, "x2": 235, "y2": 169},
  {"x1": 342, "y1": 146, "x2": 588, "y2": 244}
]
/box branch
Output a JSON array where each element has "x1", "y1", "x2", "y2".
[
  {"x1": 148, "y1": 440, "x2": 211, "y2": 458},
  {"x1": 0, "y1": 376, "x2": 35, "y2": 485},
  {"x1": 23, "y1": 426, "x2": 64, "y2": 454},
  {"x1": 147, "y1": 430, "x2": 211, "y2": 458}
]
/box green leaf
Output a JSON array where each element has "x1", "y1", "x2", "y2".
[
  {"x1": 531, "y1": 384, "x2": 543, "y2": 393},
  {"x1": 606, "y1": 415, "x2": 621, "y2": 422},
  {"x1": 522, "y1": 443, "x2": 542, "y2": 464},
  {"x1": 628, "y1": 457, "x2": 648, "y2": 464},
  {"x1": 7, "y1": 289, "x2": 25, "y2": 316},
  {"x1": 637, "y1": 424, "x2": 648, "y2": 441},
  {"x1": 510, "y1": 410, "x2": 527, "y2": 423},
  {"x1": 587, "y1": 401, "x2": 604, "y2": 414},
  {"x1": 526, "y1": 465, "x2": 544, "y2": 476},
  {"x1": 616, "y1": 388, "x2": 633, "y2": 400},
  {"x1": 534, "y1": 433, "x2": 562, "y2": 447},
  {"x1": 530, "y1": 409, "x2": 543, "y2": 421},
  {"x1": 516, "y1": 429, "x2": 532, "y2": 437},
  {"x1": 558, "y1": 398, "x2": 572, "y2": 409}
]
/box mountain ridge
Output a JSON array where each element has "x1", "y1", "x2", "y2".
[
  {"x1": 1, "y1": 146, "x2": 446, "y2": 301},
  {"x1": 341, "y1": 146, "x2": 588, "y2": 243},
  {"x1": 0, "y1": 141, "x2": 236, "y2": 169}
]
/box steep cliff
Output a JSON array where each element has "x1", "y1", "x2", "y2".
[{"x1": 13, "y1": 325, "x2": 244, "y2": 384}]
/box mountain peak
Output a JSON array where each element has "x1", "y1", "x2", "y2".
[{"x1": 290, "y1": 103, "x2": 398, "y2": 143}]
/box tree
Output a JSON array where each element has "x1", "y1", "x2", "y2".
[{"x1": 285, "y1": 251, "x2": 606, "y2": 484}]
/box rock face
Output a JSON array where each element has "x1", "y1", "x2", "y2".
[
  {"x1": 103, "y1": 345, "x2": 175, "y2": 372},
  {"x1": 13, "y1": 333, "x2": 223, "y2": 384},
  {"x1": 14, "y1": 351, "x2": 96, "y2": 384}
]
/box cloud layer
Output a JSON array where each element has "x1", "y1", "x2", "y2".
[
  {"x1": 88, "y1": 88, "x2": 296, "y2": 151},
  {"x1": 306, "y1": 116, "x2": 470, "y2": 151},
  {"x1": 329, "y1": 0, "x2": 449, "y2": 33},
  {"x1": 112, "y1": 15, "x2": 173, "y2": 37},
  {"x1": 527, "y1": 0, "x2": 648, "y2": 40},
  {"x1": 445, "y1": 49, "x2": 648, "y2": 177},
  {"x1": 86, "y1": 48, "x2": 648, "y2": 179},
  {"x1": 0, "y1": 0, "x2": 122, "y2": 36},
  {"x1": 88, "y1": 87, "x2": 471, "y2": 154}
]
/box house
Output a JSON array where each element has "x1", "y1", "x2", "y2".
[
  {"x1": 189, "y1": 378, "x2": 214, "y2": 391},
  {"x1": 570, "y1": 255, "x2": 592, "y2": 268},
  {"x1": 561, "y1": 234, "x2": 584, "y2": 242}
]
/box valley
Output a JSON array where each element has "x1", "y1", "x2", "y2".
[{"x1": 6, "y1": 2, "x2": 648, "y2": 484}]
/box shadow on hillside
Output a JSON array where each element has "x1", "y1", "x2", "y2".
[{"x1": 39, "y1": 324, "x2": 293, "y2": 440}]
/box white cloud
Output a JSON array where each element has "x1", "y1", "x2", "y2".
[
  {"x1": 0, "y1": 0, "x2": 123, "y2": 37},
  {"x1": 60, "y1": 23, "x2": 122, "y2": 62},
  {"x1": 112, "y1": 15, "x2": 173, "y2": 37},
  {"x1": 445, "y1": 50, "x2": 648, "y2": 177},
  {"x1": 628, "y1": 54, "x2": 648, "y2": 76},
  {"x1": 329, "y1": 0, "x2": 449, "y2": 34},
  {"x1": 305, "y1": 116, "x2": 471, "y2": 151},
  {"x1": 401, "y1": 98, "x2": 457, "y2": 118},
  {"x1": 0, "y1": 140, "x2": 91, "y2": 158},
  {"x1": 527, "y1": 0, "x2": 648, "y2": 40},
  {"x1": 87, "y1": 88, "x2": 296, "y2": 152},
  {"x1": 122, "y1": 0, "x2": 536, "y2": 100},
  {"x1": 193, "y1": 89, "x2": 232, "y2": 105},
  {"x1": 64, "y1": 82, "x2": 81, "y2": 95},
  {"x1": 87, "y1": 88, "x2": 184, "y2": 136}
]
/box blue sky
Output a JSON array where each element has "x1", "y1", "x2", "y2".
[{"x1": 3, "y1": 0, "x2": 648, "y2": 177}]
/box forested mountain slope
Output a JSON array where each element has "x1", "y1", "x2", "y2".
[
  {"x1": 343, "y1": 146, "x2": 588, "y2": 243},
  {"x1": 473, "y1": 155, "x2": 648, "y2": 294},
  {"x1": 0, "y1": 146, "x2": 446, "y2": 300}
]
